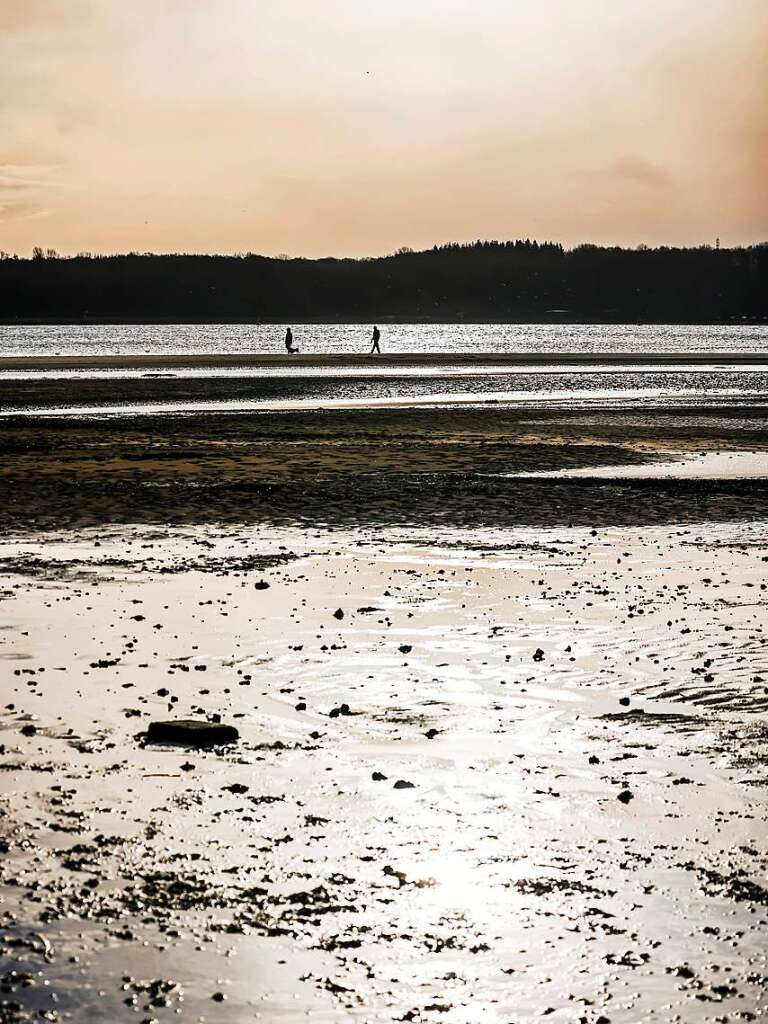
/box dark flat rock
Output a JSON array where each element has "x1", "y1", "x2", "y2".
[{"x1": 145, "y1": 720, "x2": 239, "y2": 747}]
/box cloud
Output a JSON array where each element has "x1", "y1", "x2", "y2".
[
  {"x1": 0, "y1": 162, "x2": 59, "y2": 223},
  {"x1": 611, "y1": 158, "x2": 674, "y2": 190}
]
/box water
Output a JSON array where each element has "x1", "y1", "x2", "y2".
[
  {"x1": 2, "y1": 321, "x2": 768, "y2": 357},
  {"x1": 2, "y1": 323, "x2": 768, "y2": 417}
]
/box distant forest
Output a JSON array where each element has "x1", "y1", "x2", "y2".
[{"x1": 1, "y1": 240, "x2": 766, "y2": 323}]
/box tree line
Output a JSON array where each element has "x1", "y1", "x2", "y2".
[{"x1": 1, "y1": 239, "x2": 766, "y2": 322}]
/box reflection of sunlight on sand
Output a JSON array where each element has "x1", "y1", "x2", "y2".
[
  {"x1": 4, "y1": 385, "x2": 768, "y2": 419},
  {"x1": 508, "y1": 449, "x2": 768, "y2": 481},
  {"x1": 424, "y1": 853, "x2": 495, "y2": 915},
  {"x1": 2, "y1": 513, "x2": 768, "y2": 1019},
  {"x1": 401, "y1": 846, "x2": 502, "y2": 926}
]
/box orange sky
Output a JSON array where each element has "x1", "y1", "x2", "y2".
[{"x1": 1, "y1": 0, "x2": 766, "y2": 257}]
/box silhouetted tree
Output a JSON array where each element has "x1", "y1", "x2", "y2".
[{"x1": 1, "y1": 240, "x2": 765, "y2": 323}]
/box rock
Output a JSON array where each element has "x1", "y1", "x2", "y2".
[
  {"x1": 617, "y1": 789, "x2": 634, "y2": 804},
  {"x1": 254, "y1": 581, "x2": 270, "y2": 590},
  {"x1": 393, "y1": 779, "x2": 414, "y2": 789},
  {"x1": 533, "y1": 648, "x2": 545, "y2": 662},
  {"x1": 425, "y1": 728, "x2": 439, "y2": 739},
  {"x1": 372, "y1": 771, "x2": 387, "y2": 781},
  {"x1": 223, "y1": 783, "x2": 249, "y2": 794},
  {"x1": 333, "y1": 608, "x2": 344, "y2": 620},
  {"x1": 399, "y1": 644, "x2": 412, "y2": 654},
  {"x1": 20, "y1": 724, "x2": 37, "y2": 737},
  {"x1": 619, "y1": 696, "x2": 630, "y2": 706},
  {"x1": 145, "y1": 720, "x2": 239, "y2": 747},
  {"x1": 329, "y1": 703, "x2": 351, "y2": 718}
]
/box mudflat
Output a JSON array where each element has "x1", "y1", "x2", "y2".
[
  {"x1": 1, "y1": 363, "x2": 767, "y2": 1023},
  {"x1": 3, "y1": 350, "x2": 768, "y2": 370}
]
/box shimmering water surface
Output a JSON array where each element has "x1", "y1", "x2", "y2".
[
  {"x1": 2, "y1": 323, "x2": 768, "y2": 417},
  {"x1": 2, "y1": 321, "x2": 768, "y2": 357}
]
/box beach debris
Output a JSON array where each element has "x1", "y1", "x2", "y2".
[{"x1": 144, "y1": 720, "x2": 239, "y2": 746}]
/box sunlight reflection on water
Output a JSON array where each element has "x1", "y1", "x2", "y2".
[{"x1": 2, "y1": 321, "x2": 768, "y2": 357}]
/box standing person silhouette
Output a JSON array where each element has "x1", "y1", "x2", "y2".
[
  {"x1": 285, "y1": 327, "x2": 298, "y2": 354},
  {"x1": 369, "y1": 325, "x2": 381, "y2": 355}
]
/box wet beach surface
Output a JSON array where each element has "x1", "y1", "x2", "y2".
[{"x1": 1, "y1": 357, "x2": 767, "y2": 1023}]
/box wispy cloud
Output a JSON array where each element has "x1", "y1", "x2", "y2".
[
  {"x1": 0, "y1": 163, "x2": 59, "y2": 222},
  {"x1": 612, "y1": 158, "x2": 674, "y2": 190}
]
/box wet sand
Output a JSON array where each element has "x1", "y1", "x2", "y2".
[
  {"x1": 3, "y1": 351, "x2": 767, "y2": 371},
  {"x1": 1, "y1": 367, "x2": 767, "y2": 1023}
]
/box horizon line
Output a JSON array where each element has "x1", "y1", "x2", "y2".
[{"x1": 6, "y1": 237, "x2": 768, "y2": 262}]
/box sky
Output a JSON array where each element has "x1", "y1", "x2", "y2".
[{"x1": 1, "y1": 0, "x2": 766, "y2": 257}]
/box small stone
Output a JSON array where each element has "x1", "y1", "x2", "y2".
[
  {"x1": 617, "y1": 789, "x2": 634, "y2": 804},
  {"x1": 393, "y1": 779, "x2": 414, "y2": 790},
  {"x1": 333, "y1": 608, "x2": 344, "y2": 620}
]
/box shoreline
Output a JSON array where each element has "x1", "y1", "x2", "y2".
[{"x1": 3, "y1": 350, "x2": 768, "y2": 371}]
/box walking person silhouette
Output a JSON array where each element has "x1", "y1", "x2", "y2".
[
  {"x1": 369, "y1": 325, "x2": 381, "y2": 355},
  {"x1": 285, "y1": 327, "x2": 298, "y2": 354}
]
